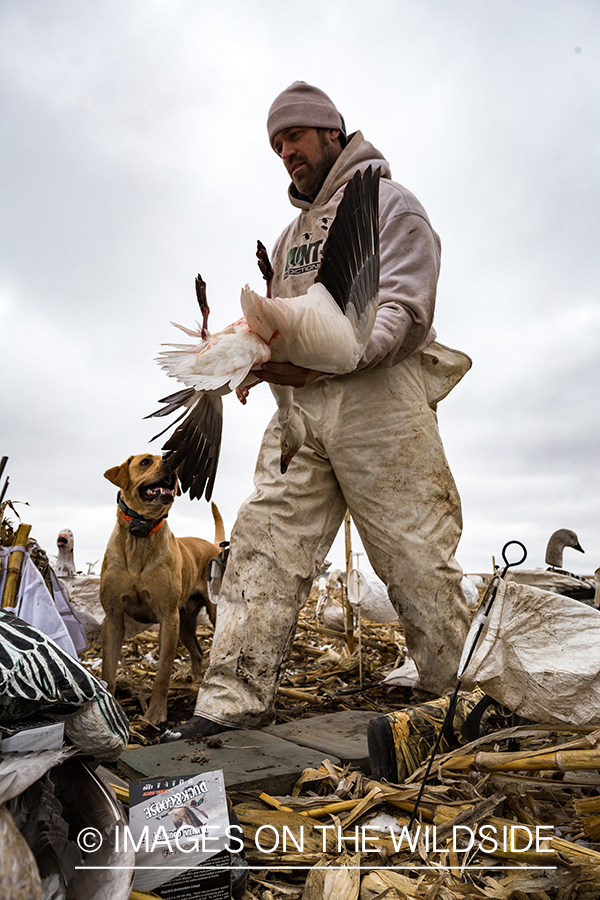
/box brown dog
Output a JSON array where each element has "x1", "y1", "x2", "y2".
[{"x1": 100, "y1": 453, "x2": 224, "y2": 724}]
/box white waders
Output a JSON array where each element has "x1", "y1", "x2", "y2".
[{"x1": 195, "y1": 351, "x2": 470, "y2": 727}]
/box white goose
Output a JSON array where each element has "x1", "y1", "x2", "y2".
[{"x1": 147, "y1": 166, "x2": 381, "y2": 499}]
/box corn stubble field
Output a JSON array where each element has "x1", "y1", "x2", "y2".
[{"x1": 81, "y1": 588, "x2": 600, "y2": 900}]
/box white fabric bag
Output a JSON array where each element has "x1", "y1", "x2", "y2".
[
  {"x1": 0, "y1": 548, "x2": 77, "y2": 657},
  {"x1": 459, "y1": 576, "x2": 600, "y2": 727},
  {"x1": 346, "y1": 568, "x2": 399, "y2": 623}
]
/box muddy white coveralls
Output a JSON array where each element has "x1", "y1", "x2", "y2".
[{"x1": 194, "y1": 132, "x2": 471, "y2": 727}]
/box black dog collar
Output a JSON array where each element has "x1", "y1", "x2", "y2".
[{"x1": 117, "y1": 492, "x2": 167, "y2": 538}]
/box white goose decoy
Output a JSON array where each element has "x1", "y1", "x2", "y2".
[
  {"x1": 147, "y1": 166, "x2": 381, "y2": 499},
  {"x1": 55, "y1": 528, "x2": 76, "y2": 576}
]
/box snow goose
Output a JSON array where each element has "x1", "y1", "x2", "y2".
[{"x1": 147, "y1": 165, "x2": 381, "y2": 499}]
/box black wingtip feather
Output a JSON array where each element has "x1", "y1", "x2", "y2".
[
  {"x1": 147, "y1": 392, "x2": 223, "y2": 501},
  {"x1": 315, "y1": 166, "x2": 381, "y2": 318}
]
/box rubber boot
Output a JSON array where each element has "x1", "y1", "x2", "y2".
[{"x1": 367, "y1": 687, "x2": 486, "y2": 783}]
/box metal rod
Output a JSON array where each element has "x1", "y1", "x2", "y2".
[
  {"x1": 343, "y1": 511, "x2": 354, "y2": 653},
  {"x1": 0, "y1": 457, "x2": 9, "y2": 504},
  {"x1": 407, "y1": 540, "x2": 527, "y2": 829}
]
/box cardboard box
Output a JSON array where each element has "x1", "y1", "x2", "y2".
[{"x1": 129, "y1": 770, "x2": 232, "y2": 899}]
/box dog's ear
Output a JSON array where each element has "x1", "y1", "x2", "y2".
[{"x1": 104, "y1": 457, "x2": 132, "y2": 489}]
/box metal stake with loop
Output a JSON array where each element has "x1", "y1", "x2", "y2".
[
  {"x1": 407, "y1": 540, "x2": 528, "y2": 829},
  {"x1": 207, "y1": 540, "x2": 231, "y2": 602}
]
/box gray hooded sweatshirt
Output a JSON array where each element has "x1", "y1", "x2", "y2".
[{"x1": 270, "y1": 131, "x2": 439, "y2": 372}]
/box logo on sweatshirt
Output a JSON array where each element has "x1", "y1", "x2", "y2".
[{"x1": 283, "y1": 238, "x2": 324, "y2": 279}]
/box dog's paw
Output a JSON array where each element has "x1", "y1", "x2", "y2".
[{"x1": 144, "y1": 709, "x2": 168, "y2": 727}]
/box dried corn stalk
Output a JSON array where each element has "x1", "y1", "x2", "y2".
[
  {"x1": 1, "y1": 523, "x2": 31, "y2": 608},
  {"x1": 302, "y1": 852, "x2": 360, "y2": 900}
]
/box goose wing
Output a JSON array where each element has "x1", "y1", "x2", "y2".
[
  {"x1": 158, "y1": 319, "x2": 270, "y2": 393},
  {"x1": 148, "y1": 321, "x2": 270, "y2": 500},
  {"x1": 146, "y1": 389, "x2": 223, "y2": 501},
  {"x1": 314, "y1": 164, "x2": 381, "y2": 349},
  {"x1": 241, "y1": 166, "x2": 381, "y2": 374}
]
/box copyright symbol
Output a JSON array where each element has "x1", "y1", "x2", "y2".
[{"x1": 77, "y1": 827, "x2": 103, "y2": 852}]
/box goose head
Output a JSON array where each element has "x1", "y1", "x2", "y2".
[
  {"x1": 279, "y1": 406, "x2": 306, "y2": 474},
  {"x1": 545, "y1": 528, "x2": 584, "y2": 569}
]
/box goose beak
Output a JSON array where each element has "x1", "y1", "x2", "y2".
[
  {"x1": 575, "y1": 541, "x2": 585, "y2": 553},
  {"x1": 280, "y1": 454, "x2": 292, "y2": 474}
]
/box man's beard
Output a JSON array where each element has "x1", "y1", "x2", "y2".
[{"x1": 291, "y1": 132, "x2": 339, "y2": 201}]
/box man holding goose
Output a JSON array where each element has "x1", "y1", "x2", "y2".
[{"x1": 162, "y1": 81, "x2": 471, "y2": 742}]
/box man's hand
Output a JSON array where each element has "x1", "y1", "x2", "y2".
[{"x1": 253, "y1": 362, "x2": 322, "y2": 388}]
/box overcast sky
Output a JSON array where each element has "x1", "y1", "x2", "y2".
[{"x1": 2, "y1": 0, "x2": 599, "y2": 578}]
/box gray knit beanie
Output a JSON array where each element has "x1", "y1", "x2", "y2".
[{"x1": 267, "y1": 81, "x2": 346, "y2": 149}]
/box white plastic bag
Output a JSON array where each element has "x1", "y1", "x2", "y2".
[{"x1": 460, "y1": 576, "x2": 600, "y2": 726}]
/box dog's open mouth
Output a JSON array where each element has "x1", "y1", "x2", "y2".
[{"x1": 139, "y1": 481, "x2": 176, "y2": 504}]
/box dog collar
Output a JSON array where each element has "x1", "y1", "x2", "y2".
[{"x1": 117, "y1": 492, "x2": 167, "y2": 538}]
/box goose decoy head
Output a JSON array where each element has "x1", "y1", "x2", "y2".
[{"x1": 545, "y1": 528, "x2": 584, "y2": 569}]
